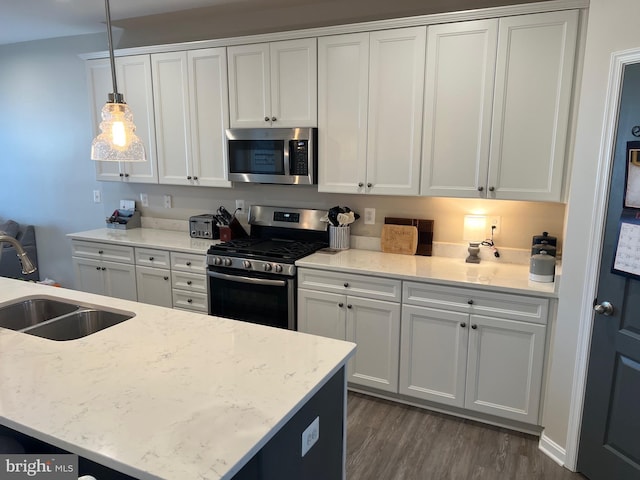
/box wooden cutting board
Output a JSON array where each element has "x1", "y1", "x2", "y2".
[
  {"x1": 381, "y1": 225, "x2": 418, "y2": 255},
  {"x1": 384, "y1": 217, "x2": 434, "y2": 256}
]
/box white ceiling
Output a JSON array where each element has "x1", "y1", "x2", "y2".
[{"x1": 0, "y1": 0, "x2": 244, "y2": 45}]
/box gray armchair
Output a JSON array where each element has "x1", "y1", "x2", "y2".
[{"x1": 0, "y1": 220, "x2": 39, "y2": 282}]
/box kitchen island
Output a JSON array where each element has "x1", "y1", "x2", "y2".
[{"x1": 0, "y1": 278, "x2": 355, "y2": 479}]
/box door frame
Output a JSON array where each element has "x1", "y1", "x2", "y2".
[{"x1": 564, "y1": 48, "x2": 640, "y2": 470}]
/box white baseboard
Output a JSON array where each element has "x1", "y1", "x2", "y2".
[{"x1": 539, "y1": 432, "x2": 567, "y2": 467}]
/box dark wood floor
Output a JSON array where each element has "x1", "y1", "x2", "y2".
[{"x1": 346, "y1": 392, "x2": 587, "y2": 480}]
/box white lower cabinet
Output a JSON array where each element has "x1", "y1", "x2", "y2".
[
  {"x1": 400, "y1": 281, "x2": 548, "y2": 424},
  {"x1": 71, "y1": 240, "x2": 208, "y2": 311},
  {"x1": 136, "y1": 265, "x2": 172, "y2": 308},
  {"x1": 297, "y1": 268, "x2": 401, "y2": 392},
  {"x1": 72, "y1": 241, "x2": 137, "y2": 301},
  {"x1": 170, "y1": 252, "x2": 208, "y2": 313},
  {"x1": 72, "y1": 257, "x2": 137, "y2": 301}
]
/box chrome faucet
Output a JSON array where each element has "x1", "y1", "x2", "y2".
[{"x1": 0, "y1": 234, "x2": 37, "y2": 275}]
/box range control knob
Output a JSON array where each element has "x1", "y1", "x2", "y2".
[
  {"x1": 274, "y1": 264, "x2": 283, "y2": 273},
  {"x1": 243, "y1": 260, "x2": 252, "y2": 269},
  {"x1": 223, "y1": 258, "x2": 232, "y2": 267},
  {"x1": 214, "y1": 257, "x2": 222, "y2": 266},
  {"x1": 264, "y1": 263, "x2": 273, "y2": 272}
]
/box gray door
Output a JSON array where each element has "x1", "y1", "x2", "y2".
[{"x1": 577, "y1": 62, "x2": 640, "y2": 478}]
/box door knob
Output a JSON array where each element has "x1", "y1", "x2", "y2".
[{"x1": 594, "y1": 301, "x2": 614, "y2": 316}]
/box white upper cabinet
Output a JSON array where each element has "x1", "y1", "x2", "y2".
[
  {"x1": 317, "y1": 33, "x2": 369, "y2": 194},
  {"x1": 87, "y1": 55, "x2": 158, "y2": 183},
  {"x1": 420, "y1": 20, "x2": 498, "y2": 198},
  {"x1": 152, "y1": 48, "x2": 231, "y2": 187},
  {"x1": 420, "y1": 10, "x2": 578, "y2": 201},
  {"x1": 228, "y1": 38, "x2": 317, "y2": 128},
  {"x1": 318, "y1": 27, "x2": 426, "y2": 195},
  {"x1": 488, "y1": 10, "x2": 578, "y2": 201}
]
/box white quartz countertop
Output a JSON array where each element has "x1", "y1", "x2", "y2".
[
  {"x1": 67, "y1": 228, "x2": 217, "y2": 255},
  {"x1": 296, "y1": 249, "x2": 559, "y2": 298},
  {"x1": 0, "y1": 278, "x2": 355, "y2": 480}
]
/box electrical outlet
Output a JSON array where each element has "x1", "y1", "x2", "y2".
[
  {"x1": 489, "y1": 216, "x2": 501, "y2": 235},
  {"x1": 93, "y1": 190, "x2": 101, "y2": 203},
  {"x1": 163, "y1": 194, "x2": 172, "y2": 209},
  {"x1": 235, "y1": 199, "x2": 245, "y2": 212},
  {"x1": 301, "y1": 416, "x2": 319, "y2": 457},
  {"x1": 140, "y1": 193, "x2": 149, "y2": 208},
  {"x1": 364, "y1": 208, "x2": 375, "y2": 225}
]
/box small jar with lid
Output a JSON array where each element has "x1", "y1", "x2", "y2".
[{"x1": 529, "y1": 250, "x2": 555, "y2": 283}]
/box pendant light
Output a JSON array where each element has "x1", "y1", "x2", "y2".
[{"x1": 91, "y1": 0, "x2": 146, "y2": 162}]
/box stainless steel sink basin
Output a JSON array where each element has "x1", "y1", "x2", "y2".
[
  {"x1": 23, "y1": 309, "x2": 133, "y2": 341},
  {"x1": 0, "y1": 298, "x2": 80, "y2": 330},
  {"x1": 0, "y1": 296, "x2": 135, "y2": 341}
]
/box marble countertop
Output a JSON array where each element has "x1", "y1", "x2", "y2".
[
  {"x1": 67, "y1": 228, "x2": 218, "y2": 255},
  {"x1": 0, "y1": 278, "x2": 355, "y2": 480},
  {"x1": 296, "y1": 249, "x2": 559, "y2": 298}
]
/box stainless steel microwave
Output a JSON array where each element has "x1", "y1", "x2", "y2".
[{"x1": 226, "y1": 128, "x2": 317, "y2": 185}]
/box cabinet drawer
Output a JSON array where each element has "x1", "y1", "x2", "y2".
[
  {"x1": 71, "y1": 240, "x2": 134, "y2": 264},
  {"x1": 298, "y1": 268, "x2": 401, "y2": 302},
  {"x1": 403, "y1": 282, "x2": 548, "y2": 324},
  {"x1": 171, "y1": 252, "x2": 206, "y2": 273},
  {"x1": 172, "y1": 271, "x2": 207, "y2": 293},
  {"x1": 135, "y1": 248, "x2": 171, "y2": 268},
  {"x1": 172, "y1": 290, "x2": 208, "y2": 312}
]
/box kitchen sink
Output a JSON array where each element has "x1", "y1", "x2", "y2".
[
  {"x1": 0, "y1": 296, "x2": 135, "y2": 341},
  {"x1": 23, "y1": 309, "x2": 133, "y2": 341},
  {"x1": 0, "y1": 298, "x2": 81, "y2": 331}
]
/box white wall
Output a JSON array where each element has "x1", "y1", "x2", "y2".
[
  {"x1": 541, "y1": 0, "x2": 640, "y2": 466},
  {"x1": 0, "y1": 34, "x2": 107, "y2": 287}
]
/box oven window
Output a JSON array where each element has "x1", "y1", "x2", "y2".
[
  {"x1": 228, "y1": 140, "x2": 285, "y2": 175},
  {"x1": 209, "y1": 271, "x2": 291, "y2": 329}
]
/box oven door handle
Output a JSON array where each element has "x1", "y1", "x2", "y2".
[{"x1": 207, "y1": 270, "x2": 287, "y2": 287}]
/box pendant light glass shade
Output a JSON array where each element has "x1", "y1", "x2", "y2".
[
  {"x1": 91, "y1": 97, "x2": 146, "y2": 162},
  {"x1": 90, "y1": 0, "x2": 146, "y2": 162}
]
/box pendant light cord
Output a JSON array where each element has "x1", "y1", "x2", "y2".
[{"x1": 104, "y1": 0, "x2": 120, "y2": 99}]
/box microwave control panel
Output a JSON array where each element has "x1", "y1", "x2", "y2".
[{"x1": 290, "y1": 140, "x2": 309, "y2": 175}]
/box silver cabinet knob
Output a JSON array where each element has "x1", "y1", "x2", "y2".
[
  {"x1": 460, "y1": 322, "x2": 466, "y2": 328},
  {"x1": 367, "y1": 183, "x2": 372, "y2": 188},
  {"x1": 163, "y1": 276, "x2": 169, "y2": 281},
  {"x1": 338, "y1": 303, "x2": 344, "y2": 308},
  {"x1": 358, "y1": 182, "x2": 364, "y2": 187},
  {"x1": 594, "y1": 301, "x2": 614, "y2": 316},
  {"x1": 193, "y1": 176, "x2": 198, "y2": 180},
  {"x1": 187, "y1": 176, "x2": 192, "y2": 180},
  {"x1": 271, "y1": 116, "x2": 277, "y2": 121},
  {"x1": 489, "y1": 186, "x2": 495, "y2": 192},
  {"x1": 471, "y1": 324, "x2": 477, "y2": 329},
  {"x1": 265, "y1": 116, "x2": 270, "y2": 121},
  {"x1": 477, "y1": 186, "x2": 484, "y2": 192},
  {"x1": 187, "y1": 280, "x2": 192, "y2": 285}
]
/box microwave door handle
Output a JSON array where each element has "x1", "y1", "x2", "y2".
[
  {"x1": 207, "y1": 270, "x2": 287, "y2": 287},
  {"x1": 284, "y1": 139, "x2": 291, "y2": 176}
]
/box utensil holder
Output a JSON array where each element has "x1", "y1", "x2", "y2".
[{"x1": 329, "y1": 225, "x2": 350, "y2": 250}]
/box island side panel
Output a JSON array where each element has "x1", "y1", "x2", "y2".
[{"x1": 232, "y1": 367, "x2": 345, "y2": 480}]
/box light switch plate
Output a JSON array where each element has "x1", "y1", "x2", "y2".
[
  {"x1": 93, "y1": 190, "x2": 101, "y2": 203},
  {"x1": 140, "y1": 193, "x2": 149, "y2": 208},
  {"x1": 163, "y1": 195, "x2": 172, "y2": 209},
  {"x1": 364, "y1": 208, "x2": 375, "y2": 225}
]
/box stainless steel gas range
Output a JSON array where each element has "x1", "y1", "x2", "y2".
[{"x1": 206, "y1": 205, "x2": 328, "y2": 329}]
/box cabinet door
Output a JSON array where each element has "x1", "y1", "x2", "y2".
[
  {"x1": 87, "y1": 56, "x2": 158, "y2": 183},
  {"x1": 188, "y1": 48, "x2": 232, "y2": 187},
  {"x1": 346, "y1": 296, "x2": 400, "y2": 393},
  {"x1": 152, "y1": 52, "x2": 192, "y2": 185},
  {"x1": 72, "y1": 257, "x2": 106, "y2": 295},
  {"x1": 488, "y1": 10, "x2": 578, "y2": 201},
  {"x1": 317, "y1": 33, "x2": 369, "y2": 193},
  {"x1": 297, "y1": 289, "x2": 346, "y2": 340},
  {"x1": 399, "y1": 305, "x2": 469, "y2": 407},
  {"x1": 103, "y1": 261, "x2": 137, "y2": 301},
  {"x1": 465, "y1": 314, "x2": 546, "y2": 424},
  {"x1": 270, "y1": 38, "x2": 317, "y2": 127},
  {"x1": 421, "y1": 20, "x2": 498, "y2": 198},
  {"x1": 367, "y1": 27, "x2": 425, "y2": 195},
  {"x1": 136, "y1": 266, "x2": 172, "y2": 308},
  {"x1": 228, "y1": 43, "x2": 271, "y2": 127}
]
